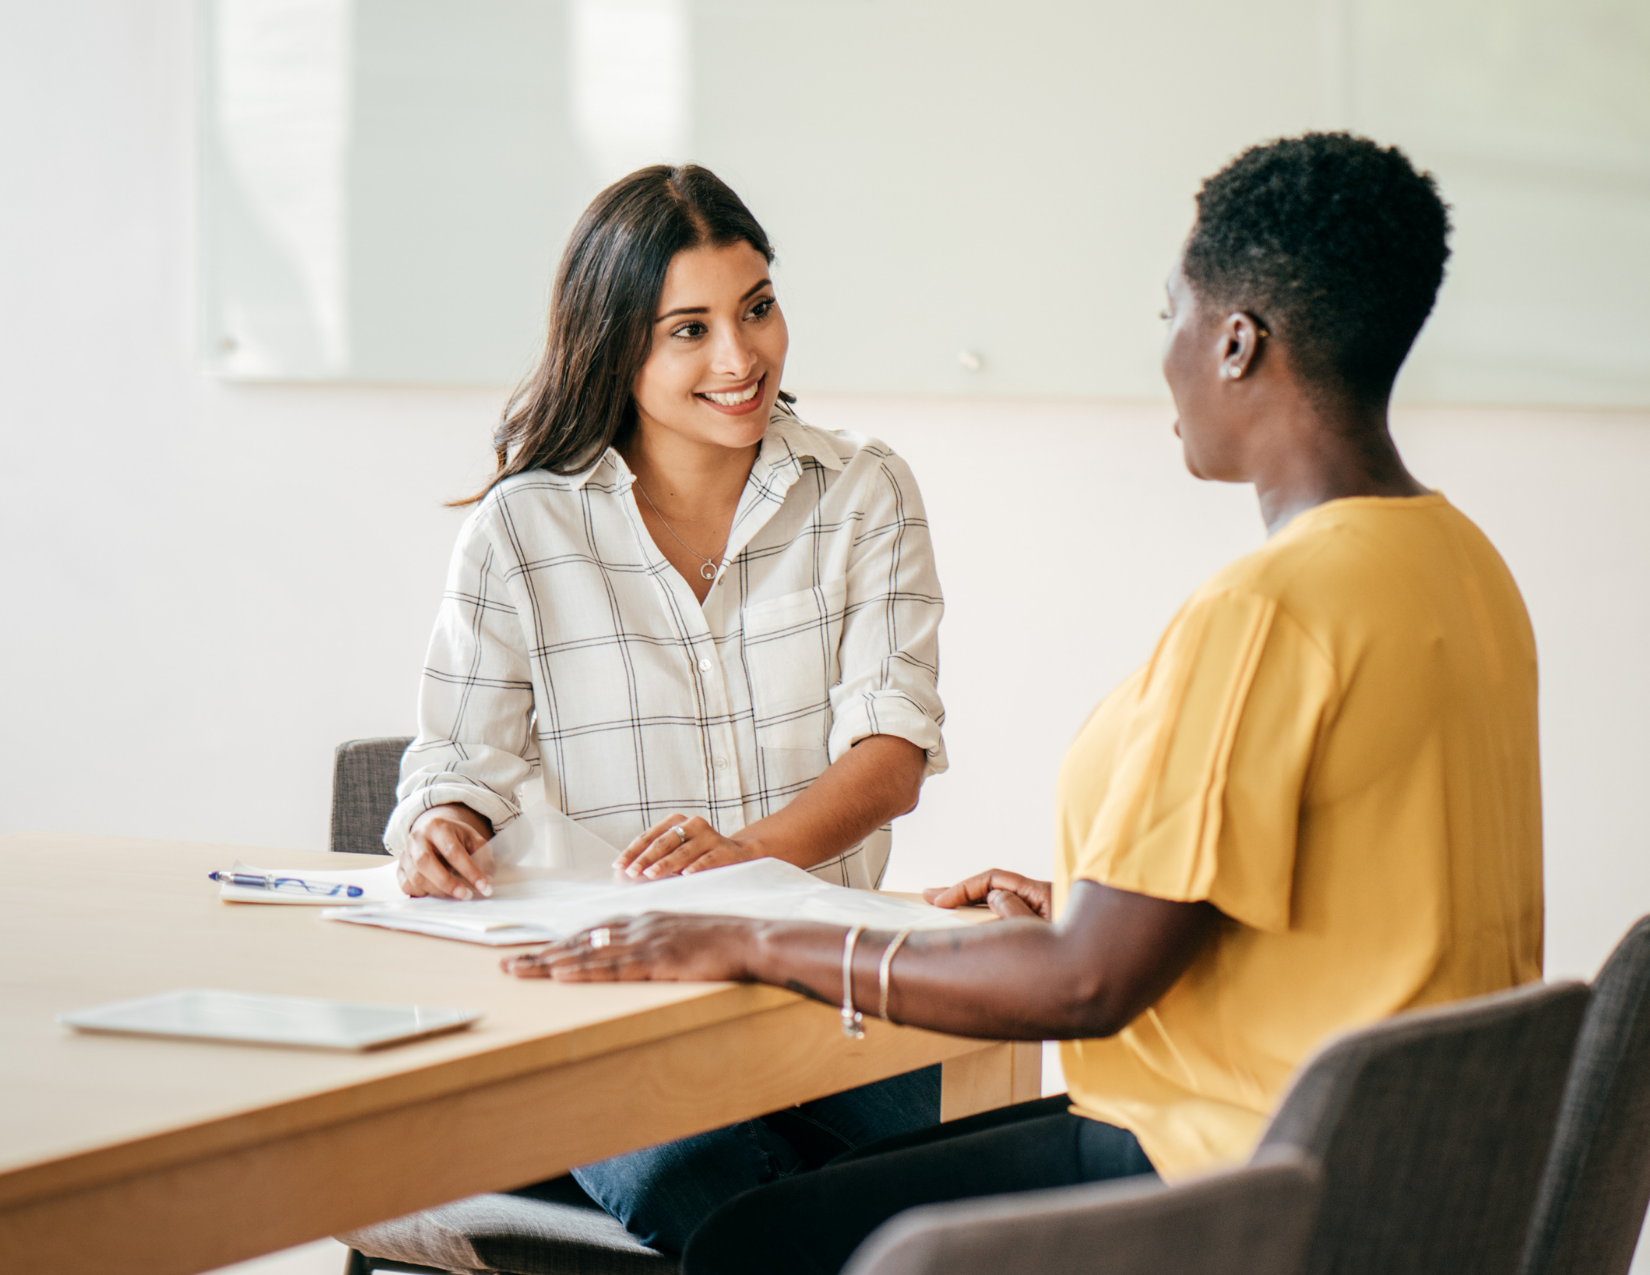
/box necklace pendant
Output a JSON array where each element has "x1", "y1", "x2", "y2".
[{"x1": 699, "y1": 562, "x2": 716, "y2": 581}]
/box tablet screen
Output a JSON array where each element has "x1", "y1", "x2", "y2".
[{"x1": 58, "y1": 989, "x2": 480, "y2": 1051}]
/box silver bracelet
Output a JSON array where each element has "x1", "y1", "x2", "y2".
[
  {"x1": 840, "y1": 925, "x2": 866, "y2": 1039},
  {"x1": 878, "y1": 928, "x2": 914, "y2": 1024}
]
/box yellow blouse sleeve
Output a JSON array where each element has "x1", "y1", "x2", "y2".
[{"x1": 1075, "y1": 588, "x2": 1336, "y2": 933}]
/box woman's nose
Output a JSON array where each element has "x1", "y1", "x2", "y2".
[{"x1": 709, "y1": 325, "x2": 757, "y2": 378}]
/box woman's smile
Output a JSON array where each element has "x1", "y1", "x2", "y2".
[{"x1": 698, "y1": 373, "x2": 766, "y2": 414}]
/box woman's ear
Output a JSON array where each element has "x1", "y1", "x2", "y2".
[{"x1": 1218, "y1": 312, "x2": 1267, "y2": 382}]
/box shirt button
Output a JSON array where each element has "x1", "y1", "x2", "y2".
[
  {"x1": 698, "y1": 658, "x2": 713, "y2": 673},
  {"x1": 714, "y1": 756, "x2": 728, "y2": 771}
]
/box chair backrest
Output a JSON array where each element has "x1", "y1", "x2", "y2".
[
  {"x1": 840, "y1": 1151, "x2": 1322, "y2": 1275},
  {"x1": 1520, "y1": 916, "x2": 1650, "y2": 1275},
  {"x1": 1258, "y1": 980, "x2": 1589, "y2": 1275},
  {"x1": 330, "y1": 736, "x2": 413, "y2": 856}
]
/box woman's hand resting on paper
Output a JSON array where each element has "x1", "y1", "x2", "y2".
[
  {"x1": 610, "y1": 736, "x2": 929, "y2": 880},
  {"x1": 502, "y1": 913, "x2": 759, "y2": 982},
  {"x1": 612, "y1": 814, "x2": 766, "y2": 880},
  {"x1": 923, "y1": 869, "x2": 1053, "y2": 921},
  {"x1": 502, "y1": 873, "x2": 1215, "y2": 1047},
  {"x1": 502, "y1": 866, "x2": 1060, "y2": 988},
  {"x1": 399, "y1": 803, "x2": 495, "y2": 900}
]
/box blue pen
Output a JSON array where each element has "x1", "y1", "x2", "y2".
[{"x1": 209, "y1": 871, "x2": 364, "y2": 898}]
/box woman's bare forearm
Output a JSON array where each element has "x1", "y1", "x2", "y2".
[
  {"x1": 735, "y1": 734, "x2": 925, "y2": 870},
  {"x1": 750, "y1": 916, "x2": 1088, "y2": 1039},
  {"x1": 503, "y1": 877, "x2": 1215, "y2": 1044},
  {"x1": 746, "y1": 882, "x2": 1218, "y2": 1041}
]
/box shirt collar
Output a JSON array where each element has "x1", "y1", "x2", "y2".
[{"x1": 748, "y1": 404, "x2": 846, "y2": 488}]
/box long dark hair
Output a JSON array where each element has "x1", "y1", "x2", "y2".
[{"x1": 461, "y1": 164, "x2": 790, "y2": 503}]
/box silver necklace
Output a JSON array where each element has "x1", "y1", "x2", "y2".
[{"x1": 634, "y1": 480, "x2": 721, "y2": 581}]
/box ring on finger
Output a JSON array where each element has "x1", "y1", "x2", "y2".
[
  {"x1": 673, "y1": 822, "x2": 691, "y2": 846},
  {"x1": 588, "y1": 926, "x2": 612, "y2": 951}
]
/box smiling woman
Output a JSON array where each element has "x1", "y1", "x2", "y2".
[{"x1": 380, "y1": 164, "x2": 950, "y2": 1253}]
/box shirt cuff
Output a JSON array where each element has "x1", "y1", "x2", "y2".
[
  {"x1": 828, "y1": 690, "x2": 949, "y2": 777},
  {"x1": 383, "y1": 781, "x2": 523, "y2": 855}
]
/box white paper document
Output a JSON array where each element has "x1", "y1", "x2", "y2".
[{"x1": 323, "y1": 805, "x2": 970, "y2": 946}]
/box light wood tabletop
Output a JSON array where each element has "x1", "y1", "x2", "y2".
[{"x1": 0, "y1": 832, "x2": 1040, "y2": 1275}]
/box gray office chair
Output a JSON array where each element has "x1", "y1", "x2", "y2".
[
  {"x1": 1520, "y1": 916, "x2": 1650, "y2": 1275},
  {"x1": 330, "y1": 735, "x2": 677, "y2": 1275},
  {"x1": 1258, "y1": 979, "x2": 1589, "y2": 1275},
  {"x1": 340, "y1": 1175, "x2": 674, "y2": 1275},
  {"x1": 842, "y1": 1150, "x2": 1322, "y2": 1275},
  {"x1": 842, "y1": 982, "x2": 1586, "y2": 1275},
  {"x1": 331, "y1": 736, "x2": 414, "y2": 857}
]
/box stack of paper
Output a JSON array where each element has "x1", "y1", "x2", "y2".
[
  {"x1": 322, "y1": 806, "x2": 969, "y2": 946},
  {"x1": 322, "y1": 857, "x2": 972, "y2": 945}
]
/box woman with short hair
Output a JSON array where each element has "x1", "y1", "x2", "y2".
[
  {"x1": 509, "y1": 133, "x2": 1544, "y2": 1275},
  {"x1": 387, "y1": 165, "x2": 948, "y2": 1252}
]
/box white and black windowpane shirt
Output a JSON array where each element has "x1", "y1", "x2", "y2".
[{"x1": 386, "y1": 409, "x2": 947, "y2": 889}]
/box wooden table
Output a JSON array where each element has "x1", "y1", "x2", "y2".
[{"x1": 0, "y1": 833, "x2": 1041, "y2": 1275}]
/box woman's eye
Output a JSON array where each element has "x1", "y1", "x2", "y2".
[
  {"x1": 748, "y1": 297, "x2": 775, "y2": 320},
  {"x1": 672, "y1": 322, "x2": 707, "y2": 340}
]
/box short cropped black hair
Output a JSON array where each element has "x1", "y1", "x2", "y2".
[{"x1": 1183, "y1": 132, "x2": 1451, "y2": 405}]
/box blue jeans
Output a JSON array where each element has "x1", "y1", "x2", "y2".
[{"x1": 572, "y1": 1065, "x2": 942, "y2": 1254}]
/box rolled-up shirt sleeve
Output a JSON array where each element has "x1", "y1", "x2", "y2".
[
  {"x1": 383, "y1": 507, "x2": 538, "y2": 853},
  {"x1": 826, "y1": 449, "x2": 948, "y2": 775}
]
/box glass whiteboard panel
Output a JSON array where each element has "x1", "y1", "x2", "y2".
[{"x1": 198, "y1": 0, "x2": 1650, "y2": 405}]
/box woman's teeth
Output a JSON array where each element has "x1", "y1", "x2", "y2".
[{"x1": 703, "y1": 382, "x2": 760, "y2": 406}]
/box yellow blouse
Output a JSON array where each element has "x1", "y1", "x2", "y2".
[{"x1": 1055, "y1": 494, "x2": 1543, "y2": 1179}]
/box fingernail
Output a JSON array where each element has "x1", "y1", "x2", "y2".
[
  {"x1": 477, "y1": 879, "x2": 493, "y2": 897},
  {"x1": 456, "y1": 886, "x2": 473, "y2": 901},
  {"x1": 611, "y1": 858, "x2": 623, "y2": 869}
]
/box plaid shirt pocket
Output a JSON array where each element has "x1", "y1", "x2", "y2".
[{"x1": 741, "y1": 577, "x2": 848, "y2": 754}]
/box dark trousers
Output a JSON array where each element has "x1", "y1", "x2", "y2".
[{"x1": 681, "y1": 1094, "x2": 1156, "y2": 1275}]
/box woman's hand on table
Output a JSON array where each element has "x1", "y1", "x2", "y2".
[
  {"x1": 399, "y1": 803, "x2": 495, "y2": 900},
  {"x1": 502, "y1": 914, "x2": 759, "y2": 982},
  {"x1": 613, "y1": 815, "x2": 764, "y2": 880},
  {"x1": 503, "y1": 880, "x2": 1216, "y2": 1046},
  {"x1": 924, "y1": 869, "x2": 1054, "y2": 921}
]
